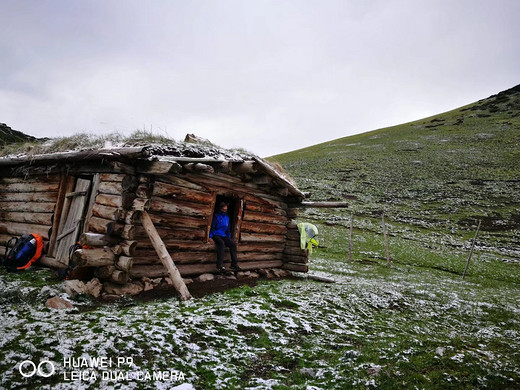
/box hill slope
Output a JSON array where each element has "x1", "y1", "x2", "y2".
[
  {"x1": 0, "y1": 123, "x2": 37, "y2": 144},
  {"x1": 271, "y1": 84, "x2": 520, "y2": 258}
]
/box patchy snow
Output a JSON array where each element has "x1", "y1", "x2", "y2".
[{"x1": 1, "y1": 258, "x2": 520, "y2": 389}]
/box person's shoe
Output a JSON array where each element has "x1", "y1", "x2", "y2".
[
  {"x1": 216, "y1": 266, "x2": 226, "y2": 273},
  {"x1": 230, "y1": 265, "x2": 243, "y2": 272}
]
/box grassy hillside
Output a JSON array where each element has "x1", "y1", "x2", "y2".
[
  {"x1": 1, "y1": 88, "x2": 520, "y2": 389},
  {"x1": 0, "y1": 123, "x2": 37, "y2": 145},
  {"x1": 271, "y1": 84, "x2": 520, "y2": 263}
]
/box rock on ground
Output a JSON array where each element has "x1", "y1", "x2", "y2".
[
  {"x1": 63, "y1": 280, "x2": 86, "y2": 297},
  {"x1": 103, "y1": 281, "x2": 144, "y2": 296},
  {"x1": 45, "y1": 296, "x2": 73, "y2": 310}
]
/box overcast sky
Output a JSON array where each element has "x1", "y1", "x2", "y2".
[{"x1": 1, "y1": 0, "x2": 519, "y2": 156}]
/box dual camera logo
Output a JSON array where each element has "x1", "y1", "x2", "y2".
[{"x1": 19, "y1": 360, "x2": 55, "y2": 378}]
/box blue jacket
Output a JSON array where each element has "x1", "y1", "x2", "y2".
[{"x1": 209, "y1": 211, "x2": 231, "y2": 238}]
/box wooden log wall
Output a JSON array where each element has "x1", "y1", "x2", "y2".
[
  {"x1": 125, "y1": 164, "x2": 306, "y2": 278},
  {"x1": 76, "y1": 173, "x2": 138, "y2": 284},
  {"x1": 0, "y1": 175, "x2": 61, "y2": 256},
  {"x1": 0, "y1": 158, "x2": 309, "y2": 284}
]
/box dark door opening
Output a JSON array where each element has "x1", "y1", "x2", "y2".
[{"x1": 213, "y1": 195, "x2": 240, "y2": 238}]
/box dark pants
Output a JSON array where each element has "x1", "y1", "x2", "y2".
[{"x1": 213, "y1": 236, "x2": 238, "y2": 268}]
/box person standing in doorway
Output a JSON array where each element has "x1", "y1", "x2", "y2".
[{"x1": 210, "y1": 202, "x2": 242, "y2": 272}]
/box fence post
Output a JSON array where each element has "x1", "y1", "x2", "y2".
[
  {"x1": 382, "y1": 213, "x2": 391, "y2": 266},
  {"x1": 462, "y1": 219, "x2": 482, "y2": 280},
  {"x1": 348, "y1": 214, "x2": 354, "y2": 262}
]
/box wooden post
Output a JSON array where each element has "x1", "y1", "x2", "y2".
[
  {"x1": 348, "y1": 214, "x2": 354, "y2": 262},
  {"x1": 462, "y1": 219, "x2": 482, "y2": 280},
  {"x1": 140, "y1": 211, "x2": 192, "y2": 300},
  {"x1": 382, "y1": 213, "x2": 390, "y2": 266}
]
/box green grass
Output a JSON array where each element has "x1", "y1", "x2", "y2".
[
  {"x1": 271, "y1": 84, "x2": 520, "y2": 268},
  {"x1": 1, "y1": 85, "x2": 520, "y2": 389},
  {"x1": 1, "y1": 244, "x2": 520, "y2": 389}
]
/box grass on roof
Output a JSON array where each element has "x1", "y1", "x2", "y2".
[{"x1": 0, "y1": 130, "x2": 179, "y2": 157}]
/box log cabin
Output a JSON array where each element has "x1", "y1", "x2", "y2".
[{"x1": 0, "y1": 142, "x2": 312, "y2": 299}]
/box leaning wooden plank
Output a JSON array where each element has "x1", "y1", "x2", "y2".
[
  {"x1": 140, "y1": 211, "x2": 192, "y2": 300},
  {"x1": 47, "y1": 174, "x2": 74, "y2": 257},
  {"x1": 82, "y1": 173, "x2": 101, "y2": 234},
  {"x1": 54, "y1": 178, "x2": 92, "y2": 264}
]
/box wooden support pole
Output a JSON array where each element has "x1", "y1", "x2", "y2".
[
  {"x1": 348, "y1": 214, "x2": 354, "y2": 262},
  {"x1": 140, "y1": 211, "x2": 192, "y2": 300},
  {"x1": 462, "y1": 219, "x2": 482, "y2": 280},
  {"x1": 382, "y1": 213, "x2": 390, "y2": 266}
]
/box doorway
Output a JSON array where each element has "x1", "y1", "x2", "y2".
[{"x1": 212, "y1": 195, "x2": 241, "y2": 240}]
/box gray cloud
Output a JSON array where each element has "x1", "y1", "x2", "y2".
[{"x1": 1, "y1": 0, "x2": 519, "y2": 156}]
